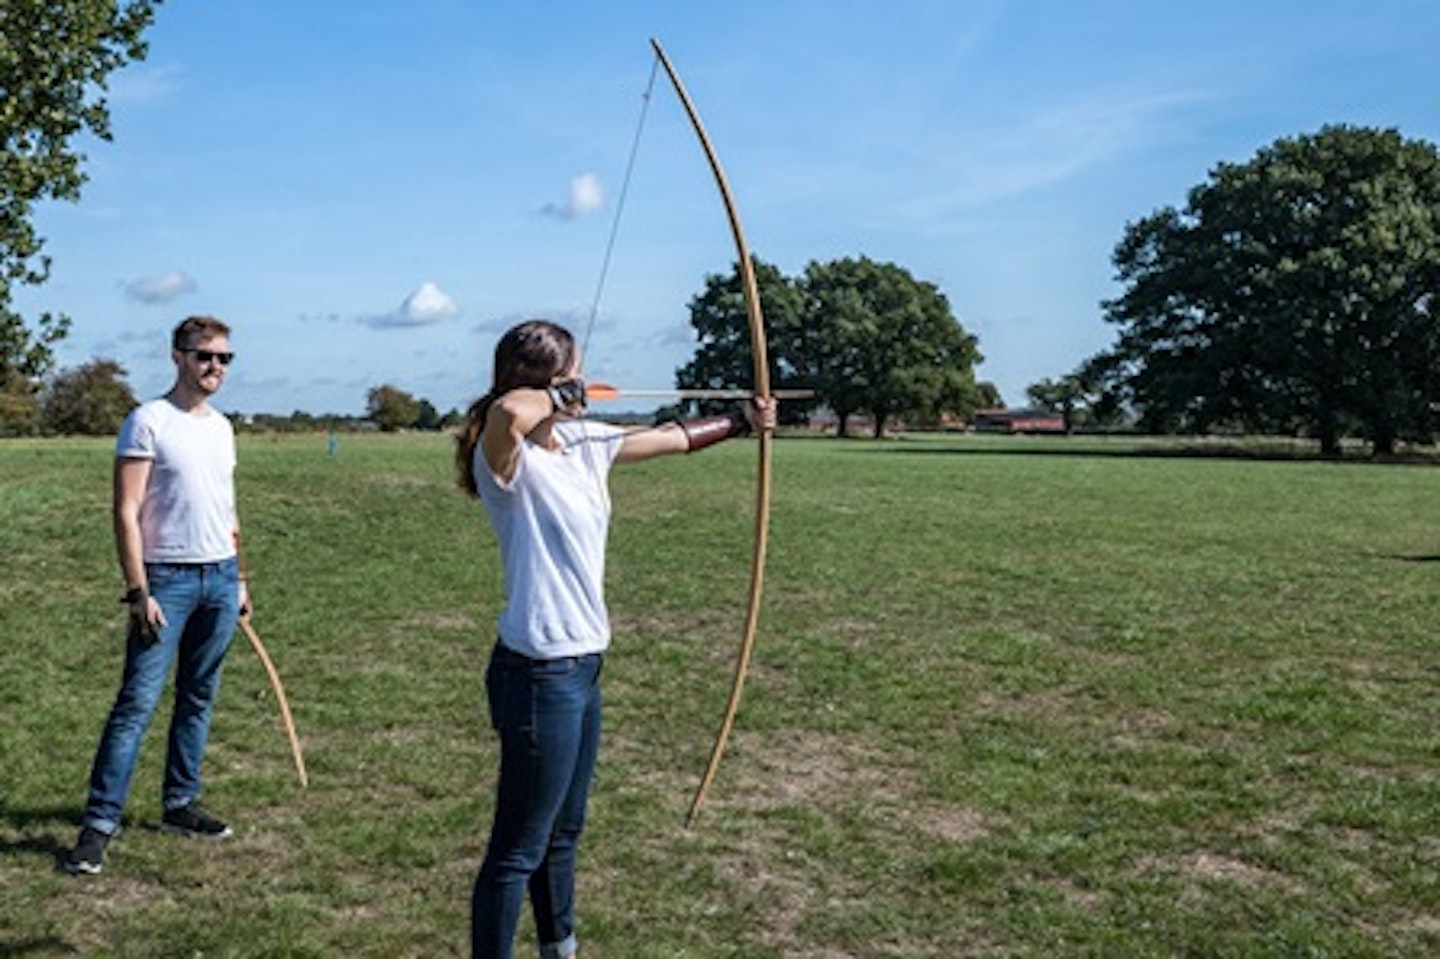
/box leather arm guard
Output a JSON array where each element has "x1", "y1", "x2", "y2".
[{"x1": 679, "y1": 410, "x2": 751, "y2": 452}]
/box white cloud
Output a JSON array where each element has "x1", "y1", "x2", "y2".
[
  {"x1": 363, "y1": 282, "x2": 460, "y2": 328},
  {"x1": 401, "y1": 282, "x2": 459, "y2": 322},
  {"x1": 541, "y1": 172, "x2": 606, "y2": 220},
  {"x1": 124, "y1": 271, "x2": 197, "y2": 304}
]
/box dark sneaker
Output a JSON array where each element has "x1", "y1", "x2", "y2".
[
  {"x1": 160, "y1": 803, "x2": 233, "y2": 840},
  {"x1": 63, "y1": 826, "x2": 110, "y2": 875}
]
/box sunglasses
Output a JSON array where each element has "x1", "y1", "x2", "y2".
[{"x1": 183, "y1": 348, "x2": 235, "y2": 366}]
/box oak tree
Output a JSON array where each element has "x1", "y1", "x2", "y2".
[
  {"x1": 1093, "y1": 125, "x2": 1440, "y2": 455},
  {"x1": 1, "y1": 0, "x2": 162, "y2": 432}
]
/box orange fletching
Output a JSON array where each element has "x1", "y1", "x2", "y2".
[{"x1": 584, "y1": 381, "x2": 621, "y2": 401}]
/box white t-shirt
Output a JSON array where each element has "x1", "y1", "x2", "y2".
[
  {"x1": 116, "y1": 398, "x2": 238, "y2": 564},
  {"x1": 475, "y1": 419, "x2": 625, "y2": 659}
]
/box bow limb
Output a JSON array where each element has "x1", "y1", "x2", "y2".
[
  {"x1": 649, "y1": 38, "x2": 772, "y2": 827},
  {"x1": 239, "y1": 615, "x2": 309, "y2": 788}
]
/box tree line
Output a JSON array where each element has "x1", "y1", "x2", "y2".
[{"x1": 0, "y1": 361, "x2": 467, "y2": 436}]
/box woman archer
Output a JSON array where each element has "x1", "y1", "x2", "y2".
[{"x1": 455, "y1": 318, "x2": 774, "y2": 959}]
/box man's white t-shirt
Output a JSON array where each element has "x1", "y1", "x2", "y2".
[
  {"x1": 474, "y1": 419, "x2": 625, "y2": 659},
  {"x1": 116, "y1": 398, "x2": 238, "y2": 564}
]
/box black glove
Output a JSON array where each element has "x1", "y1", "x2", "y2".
[
  {"x1": 127, "y1": 614, "x2": 160, "y2": 646},
  {"x1": 546, "y1": 378, "x2": 587, "y2": 414},
  {"x1": 121, "y1": 587, "x2": 159, "y2": 646}
]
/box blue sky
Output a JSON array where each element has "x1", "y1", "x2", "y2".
[{"x1": 16, "y1": 1, "x2": 1440, "y2": 416}]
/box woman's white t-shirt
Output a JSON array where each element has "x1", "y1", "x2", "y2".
[
  {"x1": 475, "y1": 419, "x2": 625, "y2": 659},
  {"x1": 115, "y1": 398, "x2": 238, "y2": 564}
]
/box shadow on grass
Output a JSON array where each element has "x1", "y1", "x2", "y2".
[
  {"x1": 0, "y1": 935, "x2": 73, "y2": 958},
  {"x1": 0, "y1": 803, "x2": 79, "y2": 872}
]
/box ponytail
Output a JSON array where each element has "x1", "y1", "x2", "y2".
[{"x1": 455, "y1": 392, "x2": 496, "y2": 499}]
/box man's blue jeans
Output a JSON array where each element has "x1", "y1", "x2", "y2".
[
  {"x1": 82, "y1": 558, "x2": 241, "y2": 836},
  {"x1": 472, "y1": 642, "x2": 603, "y2": 959}
]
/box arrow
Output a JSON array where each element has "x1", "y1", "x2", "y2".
[{"x1": 585, "y1": 381, "x2": 814, "y2": 402}]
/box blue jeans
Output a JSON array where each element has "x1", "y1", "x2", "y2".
[
  {"x1": 82, "y1": 558, "x2": 241, "y2": 835},
  {"x1": 472, "y1": 642, "x2": 603, "y2": 959}
]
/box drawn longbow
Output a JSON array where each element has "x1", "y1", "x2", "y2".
[{"x1": 649, "y1": 38, "x2": 773, "y2": 827}]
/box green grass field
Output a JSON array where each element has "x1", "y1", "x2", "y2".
[{"x1": 2, "y1": 431, "x2": 1438, "y2": 958}]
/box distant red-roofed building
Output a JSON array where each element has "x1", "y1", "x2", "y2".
[{"x1": 970, "y1": 408, "x2": 1067, "y2": 434}]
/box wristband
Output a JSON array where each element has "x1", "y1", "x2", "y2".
[
  {"x1": 679, "y1": 410, "x2": 751, "y2": 453},
  {"x1": 120, "y1": 586, "x2": 147, "y2": 605}
]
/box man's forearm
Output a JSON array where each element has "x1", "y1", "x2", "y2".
[
  {"x1": 113, "y1": 457, "x2": 154, "y2": 592},
  {"x1": 114, "y1": 514, "x2": 147, "y2": 591}
]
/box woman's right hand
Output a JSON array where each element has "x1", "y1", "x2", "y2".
[{"x1": 545, "y1": 378, "x2": 587, "y2": 416}]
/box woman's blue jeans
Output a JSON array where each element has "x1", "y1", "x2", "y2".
[
  {"x1": 472, "y1": 642, "x2": 603, "y2": 959},
  {"x1": 81, "y1": 558, "x2": 241, "y2": 836}
]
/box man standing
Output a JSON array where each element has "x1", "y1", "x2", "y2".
[{"x1": 65, "y1": 316, "x2": 249, "y2": 875}]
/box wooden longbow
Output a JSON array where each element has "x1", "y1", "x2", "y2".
[
  {"x1": 239, "y1": 615, "x2": 309, "y2": 788},
  {"x1": 649, "y1": 37, "x2": 773, "y2": 827}
]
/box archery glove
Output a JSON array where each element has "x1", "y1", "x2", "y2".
[
  {"x1": 547, "y1": 378, "x2": 587, "y2": 414},
  {"x1": 126, "y1": 610, "x2": 160, "y2": 646},
  {"x1": 121, "y1": 588, "x2": 160, "y2": 645}
]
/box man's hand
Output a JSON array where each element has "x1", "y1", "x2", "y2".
[
  {"x1": 127, "y1": 614, "x2": 159, "y2": 646},
  {"x1": 122, "y1": 589, "x2": 164, "y2": 645}
]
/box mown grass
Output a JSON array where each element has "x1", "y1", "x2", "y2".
[{"x1": 2, "y1": 431, "x2": 1438, "y2": 957}]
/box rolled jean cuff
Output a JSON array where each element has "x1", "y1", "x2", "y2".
[
  {"x1": 81, "y1": 816, "x2": 121, "y2": 837},
  {"x1": 539, "y1": 935, "x2": 577, "y2": 959}
]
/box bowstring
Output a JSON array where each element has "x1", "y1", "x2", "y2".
[
  {"x1": 580, "y1": 54, "x2": 660, "y2": 358},
  {"x1": 576, "y1": 51, "x2": 662, "y2": 508}
]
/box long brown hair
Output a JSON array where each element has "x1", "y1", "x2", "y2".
[{"x1": 455, "y1": 320, "x2": 577, "y2": 497}]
